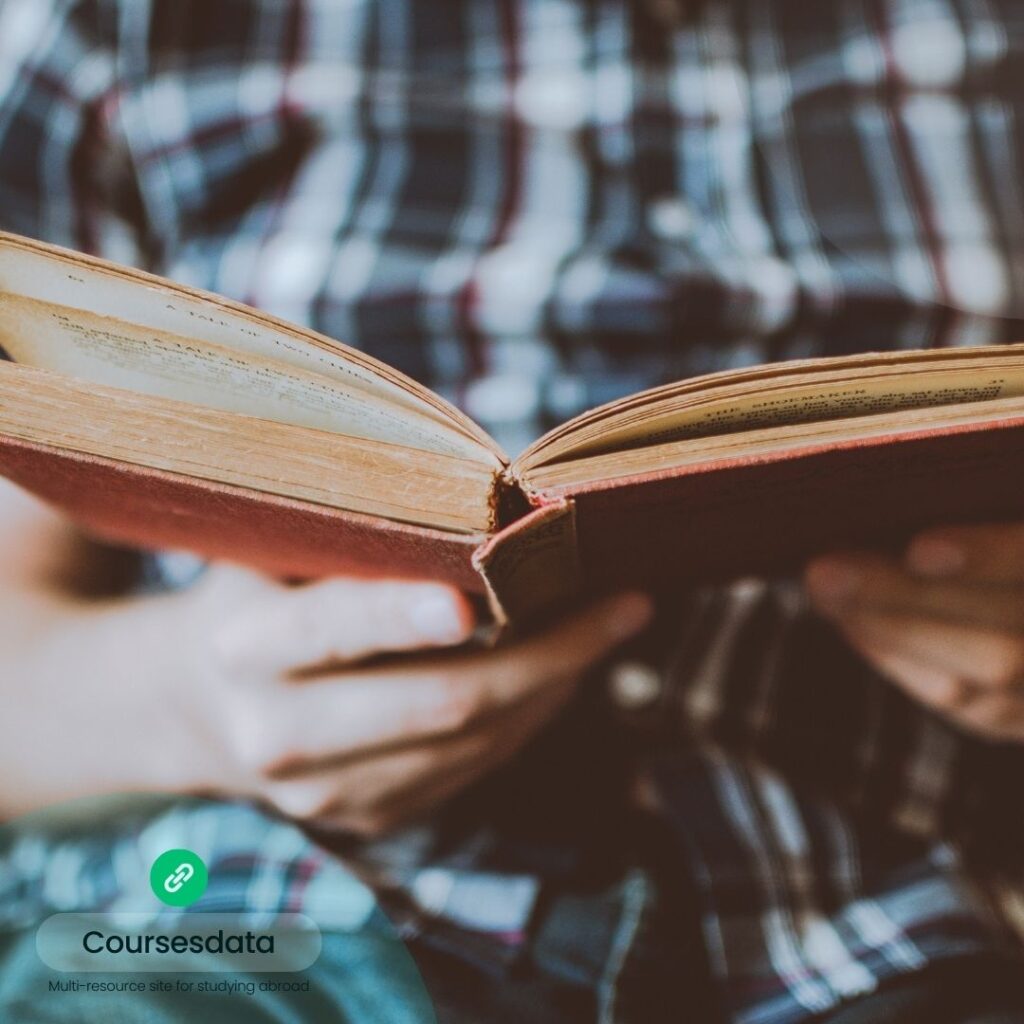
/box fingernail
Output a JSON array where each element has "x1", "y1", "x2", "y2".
[
  {"x1": 608, "y1": 593, "x2": 655, "y2": 641},
  {"x1": 410, "y1": 589, "x2": 467, "y2": 643},
  {"x1": 805, "y1": 559, "x2": 862, "y2": 610},
  {"x1": 907, "y1": 536, "x2": 966, "y2": 578}
]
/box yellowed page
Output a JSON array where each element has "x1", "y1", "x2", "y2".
[
  {"x1": 521, "y1": 345, "x2": 1023, "y2": 466},
  {"x1": 523, "y1": 394, "x2": 1024, "y2": 494},
  {"x1": 0, "y1": 293, "x2": 490, "y2": 462},
  {"x1": 0, "y1": 363, "x2": 496, "y2": 534},
  {"x1": 0, "y1": 241, "x2": 427, "y2": 402},
  {"x1": 632, "y1": 365, "x2": 1024, "y2": 443},
  {"x1": 0, "y1": 233, "x2": 504, "y2": 460},
  {"x1": 522, "y1": 355, "x2": 1024, "y2": 468}
]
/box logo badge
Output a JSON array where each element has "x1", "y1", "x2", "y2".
[{"x1": 150, "y1": 849, "x2": 208, "y2": 907}]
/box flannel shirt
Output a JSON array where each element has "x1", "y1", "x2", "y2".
[{"x1": 3, "y1": 2, "x2": 1024, "y2": 1021}]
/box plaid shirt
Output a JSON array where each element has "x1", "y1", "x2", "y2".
[{"x1": 4, "y1": 2, "x2": 1024, "y2": 1021}]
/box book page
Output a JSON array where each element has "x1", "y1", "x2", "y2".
[
  {"x1": 634, "y1": 368, "x2": 1024, "y2": 444},
  {"x1": 0, "y1": 294, "x2": 487, "y2": 461},
  {"x1": 0, "y1": 362, "x2": 497, "y2": 534},
  {"x1": 523, "y1": 394, "x2": 1024, "y2": 494},
  {"x1": 525, "y1": 358, "x2": 1024, "y2": 467},
  {"x1": 0, "y1": 234, "x2": 504, "y2": 459}
]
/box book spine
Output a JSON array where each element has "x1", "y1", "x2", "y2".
[{"x1": 472, "y1": 498, "x2": 582, "y2": 629}]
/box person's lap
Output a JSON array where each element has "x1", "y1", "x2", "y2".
[
  {"x1": 3, "y1": 797, "x2": 1024, "y2": 1024},
  {"x1": 814, "y1": 956, "x2": 1024, "y2": 1024}
]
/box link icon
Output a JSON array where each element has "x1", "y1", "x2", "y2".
[{"x1": 150, "y1": 849, "x2": 208, "y2": 907}]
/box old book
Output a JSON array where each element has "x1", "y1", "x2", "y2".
[{"x1": 1, "y1": 231, "x2": 1024, "y2": 624}]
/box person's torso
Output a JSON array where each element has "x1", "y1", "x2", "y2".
[{"x1": 90, "y1": 0, "x2": 1024, "y2": 453}]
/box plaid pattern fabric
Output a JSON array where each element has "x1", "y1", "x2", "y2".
[
  {"x1": 648, "y1": 581, "x2": 1024, "y2": 1023},
  {"x1": 4, "y1": 2, "x2": 1024, "y2": 1021}
]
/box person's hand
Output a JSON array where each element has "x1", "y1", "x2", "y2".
[
  {"x1": 805, "y1": 523, "x2": 1024, "y2": 742},
  {"x1": 18, "y1": 566, "x2": 650, "y2": 834}
]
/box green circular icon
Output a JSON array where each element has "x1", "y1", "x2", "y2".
[{"x1": 150, "y1": 849, "x2": 208, "y2": 907}]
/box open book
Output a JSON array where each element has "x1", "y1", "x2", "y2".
[{"x1": 2, "y1": 231, "x2": 1024, "y2": 623}]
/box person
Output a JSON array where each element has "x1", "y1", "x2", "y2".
[{"x1": 2, "y1": 1, "x2": 1024, "y2": 1021}]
